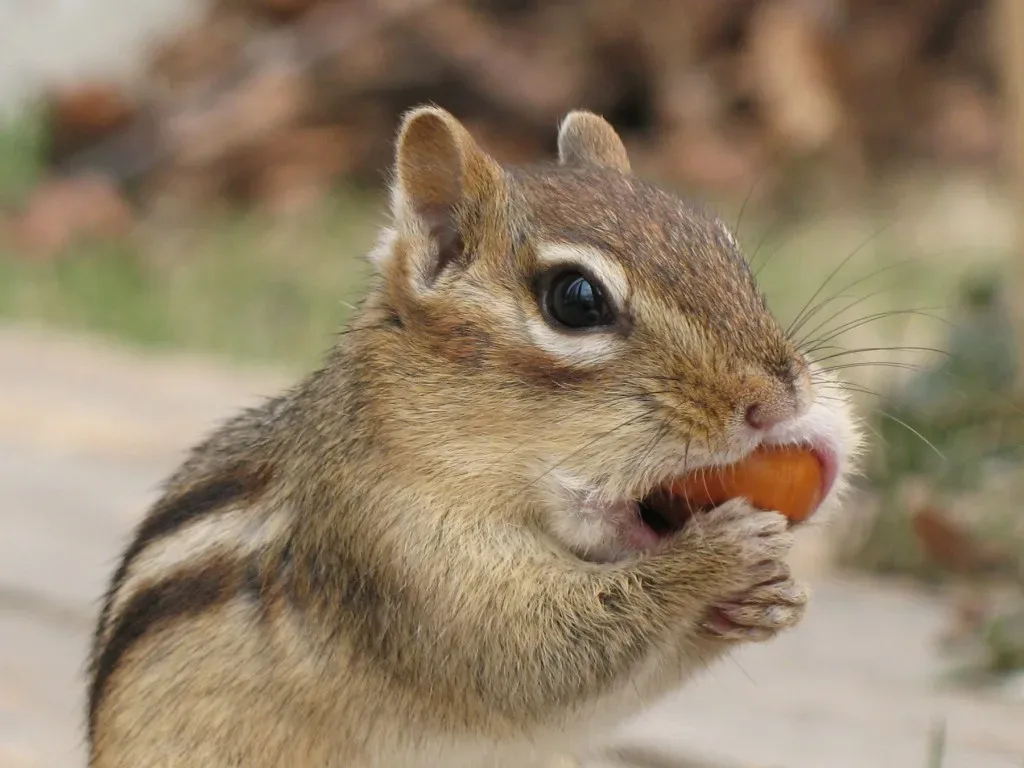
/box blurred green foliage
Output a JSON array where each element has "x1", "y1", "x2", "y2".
[
  {"x1": 0, "y1": 111, "x2": 44, "y2": 203},
  {"x1": 852, "y1": 269, "x2": 1023, "y2": 579}
]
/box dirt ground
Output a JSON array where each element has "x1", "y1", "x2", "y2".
[{"x1": 1, "y1": 323, "x2": 1022, "y2": 768}]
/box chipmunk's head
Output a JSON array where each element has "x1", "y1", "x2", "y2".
[{"x1": 365, "y1": 106, "x2": 862, "y2": 562}]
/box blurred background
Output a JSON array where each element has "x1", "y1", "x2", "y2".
[{"x1": 1, "y1": 0, "x2": 1024, "y2": 766}]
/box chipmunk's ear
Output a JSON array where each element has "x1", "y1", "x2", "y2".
[
  {"x1": 379, "y1": 105, "x2": 506, "y2": 287},
  {"x1": 557, "y1": 111, "x2": 630, "y2": 173}
]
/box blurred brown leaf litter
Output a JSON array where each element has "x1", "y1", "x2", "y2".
[{"x1": 1, "y1": 0, "x2": 1010, "y2": 255}]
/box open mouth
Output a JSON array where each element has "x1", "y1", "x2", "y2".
[
  {"x1": 631, "y1": 443, "x2": 838, "y2": 545},
  {"x1": 636, "y1": 487, "x2": 703, "y2": 538}
]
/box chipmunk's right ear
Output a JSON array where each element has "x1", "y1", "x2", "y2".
[{"x1": 378, "y1": 106, "x2": 506, "y2": 287}]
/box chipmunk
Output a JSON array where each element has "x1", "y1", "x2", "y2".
[{"x1": 86, "y1": 106, "x2": 861, "y2": 768}]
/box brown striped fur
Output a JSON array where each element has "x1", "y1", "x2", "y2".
[{"x1": 86, "y1": 107, "x2": 861, "y2": 768}]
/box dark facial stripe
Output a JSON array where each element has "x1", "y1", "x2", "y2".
[{"x1": 87, "y1": 557, "x2": 245, "y2": 741}]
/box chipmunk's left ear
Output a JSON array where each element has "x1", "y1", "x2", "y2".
[
  {"x1": 378, "y1": 105, "x2": 507, "y2": 288},
  {"x1": 557, "y1": 111, "x2": 630, "y2": 173}
]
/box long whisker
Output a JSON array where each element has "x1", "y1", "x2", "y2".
[
  {"x1": 876, "y1": 410, "x2": 946, "y2": 461},
  {"x1": 814, "y1": 361, "x2": 927, "y2": 374},
  {"x1": 816, "y1": 380, "x2": 885, "y2": 399},
  {"x1": 809, "y1": 346, "x2": 951, "y2": 364},
  {"x1": 477, "y1": 387, "x2": 670, "y2": 475},
  {"x1": 802, "y1": 308, "x2": 951, "y2": 354},
  {"x1": 823, "y1": 363, "x2": 1024, "y2": 419},
  {"x1": 819, "y1": 378, "x2": 946, "y2": 459},
  {"x1": 737, "y1": 147, "x2": 788, "y2": 265},
  {"x1": 753, "y1": 226, "x2": 804, "y2": 278},
  {"x1": 748, "y1": 223, "x2": 784, "y2": 273},
  {"x1": 512, "y1": 412, "x2": 655, "y2": 498},
  {"x1": 634, "y1": 424, "x2": 670, "y2": 483},
  {"x1": 850, "y1": 412, "x2": 891, "y2": 449},
  {"x1": 792, "y1": 293, "x2": 881, "y2": 349},
  {"x1": 790, "y1": 265, "x2": 926, "y2": 349},
  {"x1": 783, "y1": 220, "x2": 895, "y2": 339},
  {"x1": 733, "y1": 174, "x2": 762, "y2": 241},
  {"x1": 787, "y1": 257, "x2": 919, "y2": 343}
]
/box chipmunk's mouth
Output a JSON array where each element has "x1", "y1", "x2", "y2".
[
  {"x1": 620, "y1": 481, "x2": 717, "y2": 553},
  {"x1": 551, "y1": 421, "x2": 846, "y2": 564},
  {"x1": 635, "y1": 487, "x2": 703, "y2": 539}
]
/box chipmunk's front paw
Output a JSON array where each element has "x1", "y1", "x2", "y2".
[
  {"x1": 686, "y1": 499, "x2": 808, "y2": 643},
  {"x1": 699, "y1": 571, "x2": 808, "y2": 642}
]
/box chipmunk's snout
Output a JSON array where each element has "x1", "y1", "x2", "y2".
[
  {"x1": 736, "y1": 350, "x2": 812, "y2": 434},
  {"x1": 736, "y1": 373, "x2": 804, "y2": 435},
  {"x1": 744, "y1": 402, "x2": 790, "y2": 431}
]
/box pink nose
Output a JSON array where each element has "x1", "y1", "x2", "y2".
[{"x1": 745, "y1": 403, "x2": 788, "y2": 431}]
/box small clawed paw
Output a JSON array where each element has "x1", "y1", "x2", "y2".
[
  {"x1": 686, "y1": 499, "x2": 807, "y2": 643},
  {"x1": 700, "y1": 574, "x2": 808, "y2": 642}
]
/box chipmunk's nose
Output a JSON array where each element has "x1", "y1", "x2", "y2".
[{"x1": 744, "y1": 402, "x2": 791, "y2": 431}]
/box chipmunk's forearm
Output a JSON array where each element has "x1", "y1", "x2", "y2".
[
  {"x1": 315, "y1": 522, "x2": 739, "y2": 736},
  {"x1": 395, "y1": 503, "x2": 793, "y2": 735}
]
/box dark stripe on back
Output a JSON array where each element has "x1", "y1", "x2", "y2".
[
  {"x1": 93, "y1": 465, "x2": 272, "y2": 641},
  {"x1": 123, "y1": 465, "x2": 273, "y2": 583},
  {"x1": 87, "y1": 465, "x2": 272, "y2": 740},
  {"x1": 87, "y1": 556, "x2": 247, "y2": 740}
]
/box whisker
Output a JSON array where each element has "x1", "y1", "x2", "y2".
[
  {"x1": 816, "y1": 381, "x2": 884, "y2": 399},
  {"x1": 783, "y1": 219, "x2": 895, "y2": 339},
  {"x1": 791, "y1": 266, "x2": 927, "y2": 349},
  {"x1": 634, "y1": 425, "x2": 670, "y2": 481},
  {"x1": 787, "y1": 257, "x2": 919, "y2": 343},
  {"x1": 853, "y1": 413, "x2": 891, "y2": 449},
  {"x1": 876, "y1": 410, "x2": 946, "y2": 461},
  {"x1": 792, "y1": 292, "x2": 882, "y2": 350},
  {"x1": 824, "y1": 365, "x2": 1024, "y2": 419},
  {"x1": 752, "y1": 227, "x2": 802, "y2": 278},
  {"x1": 801, "y1": 305, "x2": 946, "y2": 355},
  {"x1": 476, "y1": 388, "x2": 669, "y2": 475},
  {"x1": 733, "y1": 176, "x2": 761, "y2": 242},
  {"x1": 512, "y1": 412, "x2": 654, "y2": 497},
  {"x1": 748, "y1": 225, "x2": 781, "y2": 273},
  {"x1": 737, "y1": 147, "x2": 787, "y2": 266},
  {"x1": 802, "y1": 308, "x2": 951, "y2": 355},
  {"x1": 815, "y1": 361, "x2": 927, "y2": 374},
  {"x1": 335, "y1": 323, "x2": 387, "y2": 337},
  {"x1": 809, "y1": 346, "x2": 951, "y2": 364},
  {"x1": 789, "y1": 241, "x2": 996, "y2": 342}
]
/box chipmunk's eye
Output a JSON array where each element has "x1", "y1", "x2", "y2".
[{"x1": 542, "y1": 270, "x2": 615, "y2": 329}]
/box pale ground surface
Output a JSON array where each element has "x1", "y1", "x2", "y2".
[{"x1": 1, "y1": 324, "x2": 1023, "y2": 768}]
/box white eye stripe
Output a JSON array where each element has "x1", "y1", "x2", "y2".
[
  {"x1": 524, "y1": 315, "x2": 620, "y2": 367},
  {"x1": 534, "y1": 242, "x2": 630, "y2": 310}
]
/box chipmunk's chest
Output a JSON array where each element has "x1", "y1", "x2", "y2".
[{"x1": 366, "y1": 658, "x2": 681, "y2": 768}]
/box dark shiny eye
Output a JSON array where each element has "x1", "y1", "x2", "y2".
[{"x1": 543, "y1": 270, "x2": 615, "y2": 329}]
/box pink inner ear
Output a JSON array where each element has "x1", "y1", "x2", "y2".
[{"x1": 418, "y1": 203, "x2": 465, "y2": 284}]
